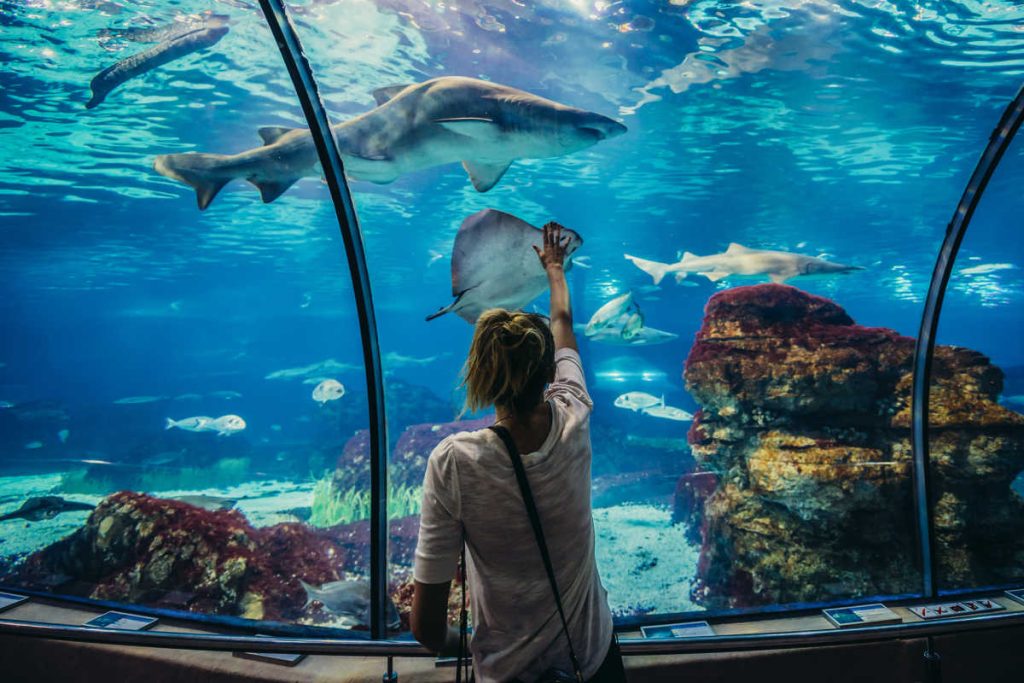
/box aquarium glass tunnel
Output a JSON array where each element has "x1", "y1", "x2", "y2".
[{"x1": 1, "y1": 0, "x2": 1024, "y2": 643}]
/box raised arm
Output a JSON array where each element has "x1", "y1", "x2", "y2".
[{"x1": 532, "y1": 221, "x2": 577, "y2": 352}]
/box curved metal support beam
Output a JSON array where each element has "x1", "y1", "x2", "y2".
[
  {"x1": 910, "y1": 85, "x2": 1024, "y2": 597},
  {"x1": 3, "y1": 611, "x2": 1024, "y2": 657},
  {"x1": 257, "y1": 0, "x2": 389, "y2": 638}
]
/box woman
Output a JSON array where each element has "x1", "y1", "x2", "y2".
[{"x1": 411, "y1": 222, "x2": 626, "y2": 682}]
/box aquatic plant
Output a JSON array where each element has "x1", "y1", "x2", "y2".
[{"x1": 308, "y1": 474, "x2": 421, "y2": 528}]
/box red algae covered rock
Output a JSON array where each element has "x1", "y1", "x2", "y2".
[
  {"x1": 11, "y1": 492, "x2": 374, "y2": 624},
  {"x1": 682, "y1": 284, "x2": 1024, "y2": 610},
  {"x1": 334, "y1": 415, "x2": 494, "y2": 490}
]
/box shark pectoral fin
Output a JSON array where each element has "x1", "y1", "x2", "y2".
[
  {"x1": 257, "y1": 126, "x2": 296, "y2": 146},
  {"x1": 371, "y1": 84, "x2": 414, "y2": 106},
  {"x1": 249, "y1": 177, "x2": 300, "y2": 204},
  {"x1": 462, "y1": 160, "x2": 512, "y2": 192},
  {"x1": 436, "y1": 117, "x2": 501, "y2": 140},
  {"x1": 700, "y1": 271, "x2": 730, "y2": 282}
]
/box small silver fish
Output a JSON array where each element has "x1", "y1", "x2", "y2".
[
  {"x1": 641, "y1": 404, "x2": 693, "y2": 422},
  {"x1": 115, "y1": 395, "x2": 166, "y2": 405},
  {"x1": 207, "y1": 414, "x2": 246, "y2": 436},
  {"x1": 169, "y1": 494, "x2": 238, "y2": 511},
  {"x1": 58, "y1": 429, "x2": 70, "y2": 444},
  {"x1": 0, "y1": 401, "x2": 14, "y2": 409},
  {"x1": 312, "y1": 379, "x2": 345, "y2": 404},
  {"x1": 209, "y1": 390, "x2": 242, "y2": 400},
  {"x1": 613, "y1": 392, "x2": 663, "y2": 412},
  {"x1": 165, "y1": 416, "x2": 213, "y2": 432},
  {"x1": 24, "y1": 441, "x2": 43, "y2": 450}
]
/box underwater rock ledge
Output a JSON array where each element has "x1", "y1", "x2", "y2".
[{"x1": 682, "y1": 284, "x2": 1024, "y2": 610}]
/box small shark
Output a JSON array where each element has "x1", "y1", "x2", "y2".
[
  {"x1": 584, "y1": 292, "x2": 642, "y2": 339},
  {"x1": 154, "y1": 76, "x2": 626, "y2": 209},
  {"x1": 168, "y1": 494, "x2": 239, "y2": 511},
  {"x1": 625, "y1": 243, "x2": 863, "y2": 285},
  {"x1": 299, "y1": 578, "x2": 400, "y2": 629},
  {"x1": 0, "y1": 496, "x2": 94, "y2": 522},
  {"x1": 87, "y1": 24, "x2": 229, "y2": 109}
]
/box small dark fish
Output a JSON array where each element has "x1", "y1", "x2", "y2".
[
  {"x1": 0, "y1": 496, "x2": 94, "y2": 522},
  {"x1": 86, "y1": 25, "x2": 229, "y2": 109},
  {"x1": 97, "y1": 14, "x2": 229, "y2": 44}
]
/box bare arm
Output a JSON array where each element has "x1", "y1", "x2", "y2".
[
  {"x1": 533, "y1": 222, "x2": 577, "y2": 352},
  {"x1": 411, "y1": 580, "x2": 462, "y2": 655}
]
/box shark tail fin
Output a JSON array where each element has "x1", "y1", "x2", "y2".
[
  {"x1": 154, "y1": 153, "x2": 231, "y2": 210},
  {"x1": 165, "y1": 418, "x2": 175, "y2": 430},
  {"x1": 625, "y1": 254, "x2": 672, "y2": 286},
  {"x1": 298, "y1": 579, "x2": 315, "y2": 608}
]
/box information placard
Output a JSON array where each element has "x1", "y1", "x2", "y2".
[
  {"x1": 1004, "y1": 589, "x2": 1024, "y2": 607},
  {"x1": 0, "y1": 591, "x2": 28, "y2": 613},
  {"x1": 84, "y1": 611, "x2": 158, "y2": 630},
  {"x1": 640, "y1": 621, "x2": 715, "y2": 639},
  {"x1": 823, "y1": 604, "x2": 901, "y2": 628},
  {"x1": 909, "y1": 598, "x2": 1004, "y2": 620},
  {"x1": 235, "y1": 634, "x2": 307, "y2": 666}
]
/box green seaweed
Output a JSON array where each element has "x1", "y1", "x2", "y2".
[{"x1": 308, "y1": 474, "x2": 421, "y2": 527}]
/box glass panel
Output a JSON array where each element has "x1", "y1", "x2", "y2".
[
  {"x1": 0, "y1": 2, "x2": 372, "y2": 634},
  {"x1": 930, "y1": 127, "x2": 1024, "y2": 594},
  {"x1": 287, "y1": 0, "x2": 1022, "y2": 632}
]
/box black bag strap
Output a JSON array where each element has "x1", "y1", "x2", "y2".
[{"x1": 489, "y1": 425, "x2": 584, "y2": 683}]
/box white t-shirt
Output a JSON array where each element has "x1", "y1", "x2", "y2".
[{"x1": 414, "y1": 348, "x2": 613, "y2": 682}]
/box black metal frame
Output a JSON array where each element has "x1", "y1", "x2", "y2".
[
  {"x1": 910, "y1": 85, "x2": 1024, "y2": 598},
  {"x1": 256, "y1": 0, "x2": 390, "y2": 639}
]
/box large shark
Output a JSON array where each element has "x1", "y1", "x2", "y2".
[
  {"x1": 625, "y1": 243, "x2": 863, "y2": 285},
  {"x1": 154, "y1": 76, "x2": 627, "y2": 210}
]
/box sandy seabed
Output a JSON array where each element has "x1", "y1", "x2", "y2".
[{"x1": 593, "y1": 504, "x2": 702, "y2": 616}]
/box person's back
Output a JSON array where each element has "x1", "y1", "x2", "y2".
[{"x1": 411, "y1": 223, "x2": 625, "y2": 682}]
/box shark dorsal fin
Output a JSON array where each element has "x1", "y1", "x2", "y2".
[
  {"x1": 257, "y1": 126, "x2": 296, "y2": 146},
  {"x1": 681, "y1": 251, "x2": 697, "y2": 261},
  {"x1": 726, "y1": 243, "x2": 752, "y2": 254},
  {"x1": 371, "y1": 84, "x2": 414, "y2": 106},
  {"x1": 461, "y1": 159, "x2": 512, "y2": 192},
  {"x1": 437, "y1": 117, "x2": 501, "y2": 140}
]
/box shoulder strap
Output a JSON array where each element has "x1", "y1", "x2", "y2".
[{"x1": 489, "y1": 425, "x2": 584, "y2": 682}]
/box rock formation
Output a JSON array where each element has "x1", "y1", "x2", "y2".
[
  {"x1": 682, "y1": 284, "x2": 1024, "y2": 609},
  {"x1": 9, "y1": 491, "x2": 423, "y2": 628}
]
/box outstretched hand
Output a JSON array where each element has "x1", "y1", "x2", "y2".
[{"x1": 533, "y1": 221, "x2": 571, "y2": 271}]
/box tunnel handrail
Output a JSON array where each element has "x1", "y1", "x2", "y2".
[
  {"x1": 2, "y1": 610, "x2": 1024, "y2": 656},
  {"x1": 910, "y1": 84, "x2": 1024, "y2": 598},
  {"x1": 256, "y1": 0, "x2": 391, "y2": 639}
]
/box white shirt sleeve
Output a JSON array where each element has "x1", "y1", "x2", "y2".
[
  {"x1": 413, "y1": 439, "x2": 463, "y2": 584},
  {"x1": 545, "y1": 347, "x2": 593, "y2": 412}
]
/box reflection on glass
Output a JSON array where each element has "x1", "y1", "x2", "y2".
[
  {"x1": 0, "y1": 2, "x2": 371, "y2": 633},
  {"x1": 931, "y1": 136, "x2": 1024, "y2": 594}
]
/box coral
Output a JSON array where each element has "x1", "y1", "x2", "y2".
[{"x1": 682, "y1": 284, "x2": 1024, "y2": 609}]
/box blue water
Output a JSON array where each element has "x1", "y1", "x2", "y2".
[{"x1": 1, "y1": 0, "x2": 1023, "y2": 629}]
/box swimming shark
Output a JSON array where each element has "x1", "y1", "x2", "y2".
[
  {"x1": 154, "y1": 76, "x2": 627, "y2": 209},
  {"x1": 87, "y1": 24, "x2": 229, "y2": 109},
  {"x1": 625, "y1": 243, "x2": 863, "y2": 285},
  {"x1": 0, "y1": 496, "x2": 95, "y2": 522}
]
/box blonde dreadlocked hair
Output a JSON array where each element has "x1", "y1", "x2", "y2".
[{"x1": 461, "y1": 309, "x2": 556, "y2": 415}]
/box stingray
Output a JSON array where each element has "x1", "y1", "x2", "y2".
[{"x1": 426, "y1": 209, "x2": 583, "y2": 323}]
